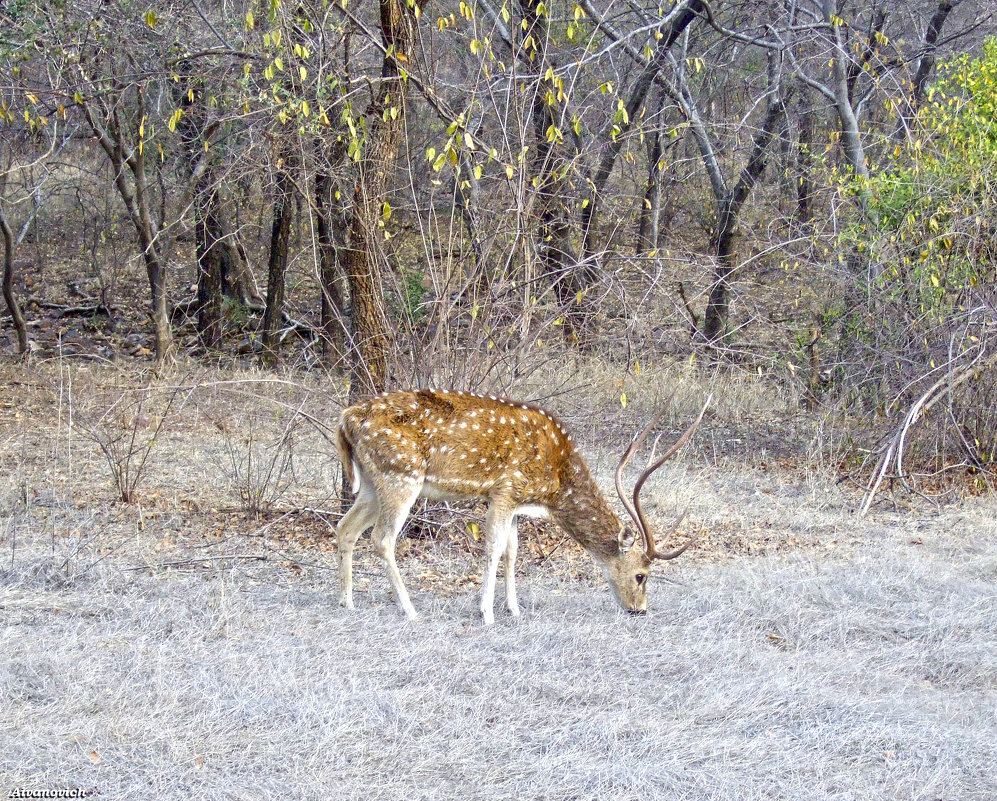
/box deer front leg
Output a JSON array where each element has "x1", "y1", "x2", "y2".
[
  {"x1": 370, "y1": 484, "x2": 421, "y2": 620},
  {"x1": 503, "y1": 516, "x2": 520, "y2": 617},
  {"x1": 480, "y1": 503, "x2": 515, "y2": 625}
]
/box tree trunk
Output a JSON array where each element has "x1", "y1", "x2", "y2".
[
  {"x1": 0, "y1": 206, "x2": 28, "y2": 355},
  {"x1": 194, "y1": 166, "x2": 224, "y2": 349},
  {"x1": 637, "y1": 116, "x2": 666, "y2": 253},
  {"x1": 895, "y1": 0, "x2": 959, "y2": 141},
  {"x1": 81, "y1": 98, "x2": 174, "y2": 362},
  {"x1": 795, "y1": 101, "x2": 815, "y2": 225},
  {"x1": 262, "y1": 161, "x2": 295, "y2": 365},
  {"x1": 315, "y1": 168, "x2": 348, "y2": 363},
  {"x1": 342, "y1": 0, "x2": 421, "y2": 396},
  {"x1": 519, "y1": 0, "x2": 588, "y2": 338},
  {"x1": 175, "y1": 66, "x2": 225, "y2": 349},
  {"x1": 701, "y1": 55, "x2": 785, "y2": 346},
  {"x1": 580, "y1": 0, "x2": 706, "y2": 259}
]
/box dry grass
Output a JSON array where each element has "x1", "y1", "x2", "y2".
[
  {"x1": 3, "y1": 522, "x2": 995, "y2": 800},
  {"x1": 2, "y1": 360, "x2": 996, "y2": 799}
]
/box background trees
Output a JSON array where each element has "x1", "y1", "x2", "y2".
[{"x1": 1, "y1": 0, "x2": 995, "y2": 474}]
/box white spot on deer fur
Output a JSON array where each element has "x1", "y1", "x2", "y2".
[
  {"x1": 479, "y1": 458, "x2": 487, "y2": 464},
  {"x1": 362, "y1": 420, "x2": 371, "y2": 428},
  {"x1": 460, "y1": 422, "x2": 467, "y2": 429},
  {"x1": 469, "y1": 411, "x2": 477, "y2": 417},
  {"x1": 472, "y1": 423, "x2": 480, "y2": 430},
  {"x1": 460, "y1": 454, "x2": 467, "y2": 460},
  {"x1": 500, "y1": 417, "x2": 507, "y2": 424},
  {"x1": 489, "y1": 395, "x2": 496, "y2": 400}
]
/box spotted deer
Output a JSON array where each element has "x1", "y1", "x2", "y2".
[{"x1": 335, "y1": 389, "x2": 709, "y2": 624}]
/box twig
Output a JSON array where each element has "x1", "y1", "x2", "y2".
[{"x1": 124, "y1": 554, "x2": 267, "y2": 571}]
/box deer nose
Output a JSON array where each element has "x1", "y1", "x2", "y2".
[{"x1": 627, "y1": 609, "x2": 647, "y2": 617}]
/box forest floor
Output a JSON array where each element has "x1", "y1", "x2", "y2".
[{"x1": 1, "y1": 358, "x2": 995, "y2": 800}]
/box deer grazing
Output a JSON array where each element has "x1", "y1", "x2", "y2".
[{"x1": 335, "y1": 389, "x2": 709, "y2": 624}]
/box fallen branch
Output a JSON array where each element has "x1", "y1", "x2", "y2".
[
  {"x1": 124, "y1": 554, "x2": 267, "y2": 571},
  {"x1": 26, "y1": 298, "x2": 114, "y2": 318},
  {"x1": 859, "y1": 348, "x2": 997, "y2": 516}
]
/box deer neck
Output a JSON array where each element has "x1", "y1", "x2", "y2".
[{"x1": 551, "y1": 451, "x2": 625, "y2": 561}]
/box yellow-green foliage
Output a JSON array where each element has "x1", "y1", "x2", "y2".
[{"x1": 860, "y1": 38, "x2": 997, "y2": 313}]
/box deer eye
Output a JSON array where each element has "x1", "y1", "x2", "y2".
[{"x1": 635, "y1": 574, "x2": 646, "y2": 586}]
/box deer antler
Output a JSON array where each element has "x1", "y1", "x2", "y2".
[{"x1": 616, "y1": 393, "x2": 711, "y2": 560}]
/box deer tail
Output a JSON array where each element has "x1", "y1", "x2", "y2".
[{"x1": 336, "y1": 416, "x2": 360, "y2": 494}]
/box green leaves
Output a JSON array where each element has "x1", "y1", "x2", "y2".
[{"x1": 848, "y1": 37, "x2": 997, "y2": 315}]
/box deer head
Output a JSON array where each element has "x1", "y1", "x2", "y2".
[{"x1": 604, "y1": 392, "x2": 711, "y2": 615}]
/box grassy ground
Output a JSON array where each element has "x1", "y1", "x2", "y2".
[{"x1": 2, "y1": 361, "x2": 995, "y2": 799}]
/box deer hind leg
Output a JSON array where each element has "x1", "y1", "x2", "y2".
[
  {"x1": 336, "y1": 482, "x2": 377, "y2": 610},
  {"x1": 480, "y1": 503, "x2": 515, "y2": 625},
  {"x1": 370, "y1": 482, "x2": 422, "y2": 620}
]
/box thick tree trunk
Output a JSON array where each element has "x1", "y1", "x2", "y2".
[
  {"x1": 519, "y1": 0, "x2": 589, "y2": 337},
  {"x1": 342, "y1": 0, "x2": 421, "y2": 396}
]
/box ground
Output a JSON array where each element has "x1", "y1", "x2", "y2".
[{"x1": 1, "y1": 359, "x2": 995, "y2": 799}]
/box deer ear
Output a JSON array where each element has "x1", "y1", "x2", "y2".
[{"x1": 618, "y1": 526, "x2": 636, "y2": 552}]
